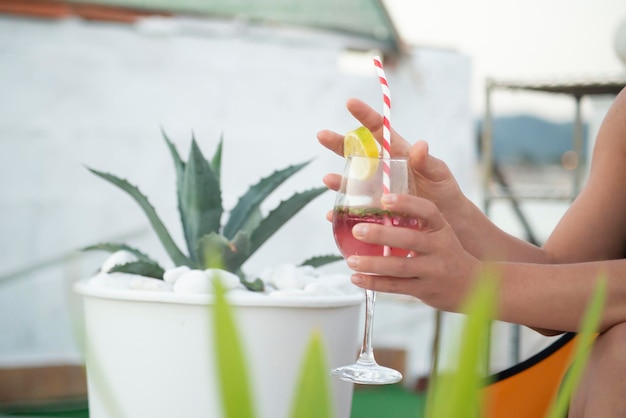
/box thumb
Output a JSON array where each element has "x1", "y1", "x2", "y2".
[{"x1": 408, "y1": 140, "x2": 451, "y2": 183}]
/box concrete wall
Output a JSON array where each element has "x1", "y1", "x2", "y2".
[{"x1": 0, "y1": 14, "x2": 474, "y2": 382}]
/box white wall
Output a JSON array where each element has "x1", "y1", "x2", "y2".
[{"x1": 0, "y1": 15, "x2": 474, "y2": 383}]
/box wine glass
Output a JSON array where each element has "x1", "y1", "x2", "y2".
[{"x1": 331, "y1": 155, "x2": 418, "y2": 384}]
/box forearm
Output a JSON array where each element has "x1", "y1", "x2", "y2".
[
  {"x1": 492, "y1": 259, "x2": 626, "y2": 333},
  {"x1": 445, "y1": 196, "x2": 550, "y2": 263}
]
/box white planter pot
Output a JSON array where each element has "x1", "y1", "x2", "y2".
[{"x1": 75, "y1": 280, "x2": 363, "y2": 418}]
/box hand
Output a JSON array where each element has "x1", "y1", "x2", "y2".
[
  {"x1": 317, "y1": 98, "x2": 465, "y2": 219},
  {"x1": 317, "y1": 98, "x2": 410, "y2": 193},
  {"x1": 317, "y1": 98, "x2": 412, "y2": 160},
  {"x1": 344, "y1": 192, "x2": 482, "y2": 312}
]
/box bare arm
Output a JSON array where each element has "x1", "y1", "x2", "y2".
[
  {"x1": 450, "y1": 88, "x2": 626, "y2": 334},
  {"x1": 320, "y1": 88, "x2": 626, "y2": 333},
  {"x1": 344, "y1": 192, "x2": 626, "y2": 334},
  {"x1": 543, "y1": 88, "x2": 626, "y2": 262},
  {"x1": 495, "y1": 259, "x2": 626, "y2": 333}
]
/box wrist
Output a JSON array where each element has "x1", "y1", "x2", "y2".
[{"x1": 442, "y1": 192, "x2": 476, "y2": 236}]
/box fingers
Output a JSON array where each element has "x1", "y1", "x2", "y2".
[
  {"x1": 347, "y1": 98, "x2": 411, "y2": 157},
  {"x1": 322, "y1": 173, "x2": 341, "y2": 191},
  {"x1": 343, "y1": 194, "x2": 450, "y2": 281},
  {"x1": 350, "y1": 273, "x2": 418, "y2": 296},
  {"x1": 338, "y1": 195, "x2": 445, "y2": 261},
  {"x1": 409, "y1": 140, "x2": 453, "y2": 184},
  {"x1": 347, "y1": 251, "x2": 420, "y2": 278},
  {"x1": 317, "y1": 98, "x2": 381, "y2": 157},
  {"x1": 318, "y1": 98, "x2": 411, "y2": 159},
  {"x1": 317, "y1": 129, "x2": 344, "y2": 157},
  {"x1": 351, "y1": 222, "x2": 428, "y2": 258},
  {"x1": 346, "y1": 98, "x2": 385, "y2": 139},
  {"x1": 380, "y1": 193, "x2": 446, "y2": 231}
]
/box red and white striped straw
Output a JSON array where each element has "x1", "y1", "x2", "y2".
[
  {"x1": 373, "y1": 56, "x2": 391, "y2": 195},
  {"x1": 373, "y1": 55, "x2": 393, "y2": 258}
]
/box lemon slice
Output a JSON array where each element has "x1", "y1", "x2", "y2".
[{"x1": 344, "y1": 126, "x2": 380, "y2": 180}]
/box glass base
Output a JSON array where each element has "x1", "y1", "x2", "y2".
[{"x1": 331, "y1": 360, "x2": 402, "y2": 385}]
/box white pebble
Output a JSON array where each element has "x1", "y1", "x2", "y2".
[
  {"x1": 316, "y1": 274, "x2": 349, "y2": 287},
  {"x1": 304, "y1": 282, "x2": 343, "y2": 297},
  {"x1": 173, "y1": 270, "x2": 213, "y2": 294},
  {"x1": 163, "y1": 265, "x2": 191, "y2": 284},
  {"x1": 205, "y1": 268, "x2": 241, "y2": 290},
  {"x1": 90, "y1": 259, "x2": 355, "y2": 298},
  {"x1": 273, "y1": 275, "x2": 302, "y2": 290},
  {"x1": 263, "y1": 264, "x2": 316, "y2": 290},
  {"x1": 129, "y1": 276, "x2": 172, "y2": 291}
]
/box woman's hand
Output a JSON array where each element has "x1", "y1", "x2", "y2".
[
  {"x1": 344, "y1": 192, "x2": 483, "y2": 312},
  {"x1": 317, "y1": 98, "x2": 412, "y2": 159},
  {"x1": 317, "y1": 98, "x2": 465, "y2": 218}
]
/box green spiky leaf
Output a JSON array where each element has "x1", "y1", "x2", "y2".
[
  {"x1": 243, "y1": 187, "x2": 328, "y2": 264},
  {"x1": 161, "y1": 128, "x2": 186, "y2": 182},
  {"x1": 198, "y1": 232, "x2": 237, "y2": 271},
  {"x1": 179, "y1": 139, "x2": 223, "y2": 263},
  {"x1": 240, "y1": 277, "x2": 264, "y2": 292},
  {"x1": 162, "y1": 131, "x2": 186, "y2": 217},
  {"x1": 198, "y1": 232, "x2": 264, "y2": 291},
  {"x1": 211, "y1": 134, "x2": 224, "y2": 183},
  {"x1": 227, "y1": 231, "x2": 252, "y2": 270},
  {"x1": 108, "y1": 261, "x2": 165, "y2": 279},
  {"x1": 239, "y1": 207, "x2": 263, "y2": 236},
  {"x1": 87, "y1": 168, "x2": 192, "y2": 268},
  {"x1": 289, "y1": 330, "x2": 333, "y2": 418},
  {"x1": 82, "y1": 242, "x2": 159, "y2": 265},
  {"x1": 223, "y1": 161, "x2": 312, "y2": 240},
  {"x1": 300, "y1": 254, "x2": 343, "y2": 268}
]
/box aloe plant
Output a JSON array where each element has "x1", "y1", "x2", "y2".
[{"x1": 84, "y1": 130, "x2": 341, "y2": 291}]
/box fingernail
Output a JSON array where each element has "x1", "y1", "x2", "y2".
[
  {"x1": 381, "y1": 194, "x2": 397, "y2": 206},
  {"x1": 346, "y1": 256, "x2": 359, "y2": 269},
  {"x1": 351, "y1": 274, "x2": 364, "y2": 285},
  {"x1": 353, "y1": 224, "x2": 368, "y2": 238}
]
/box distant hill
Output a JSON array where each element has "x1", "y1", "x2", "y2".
[{"x1": 476, "y1": 115, "x2": 589, "y2": 165}]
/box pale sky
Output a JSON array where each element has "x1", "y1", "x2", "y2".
[{"x1": 384, "y1": 0, "x2": 626, "y2": 118}]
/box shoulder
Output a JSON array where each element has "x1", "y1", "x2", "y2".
[
  {"x1": 615, "y1": 86, "x2": 626, "y2": 106},
  {"x1": 593, "y1": 87, "x2": 626, "y2": 156},
  {"x1": 606, "y1": 86, "x2": 626, "y2": 127},
  {"x1": 543, "y1": 87, "x2": 626, "y2": 260},
  {"x1": 554, "y1": 88, "x2": 626, "y2": 259}
]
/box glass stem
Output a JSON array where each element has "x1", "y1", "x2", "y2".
[{"x1": 358, "y1": 289, "x2": 377, "y2": 364}]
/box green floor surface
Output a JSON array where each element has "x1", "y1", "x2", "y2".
[
  {"x1": 351, "y1": 384, "x2": 426, "y2": 418},
  {"x1": 0, "y1": 384, "x2": 426, "y2": 418}
]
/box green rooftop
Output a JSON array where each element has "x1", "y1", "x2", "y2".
[{"x1": 70, "y1": 0, "x2": 401, "y2": 51}]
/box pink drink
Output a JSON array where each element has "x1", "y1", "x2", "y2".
[{"x1": 333, "y1": 207, "x2": 420, "y2": 258}]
